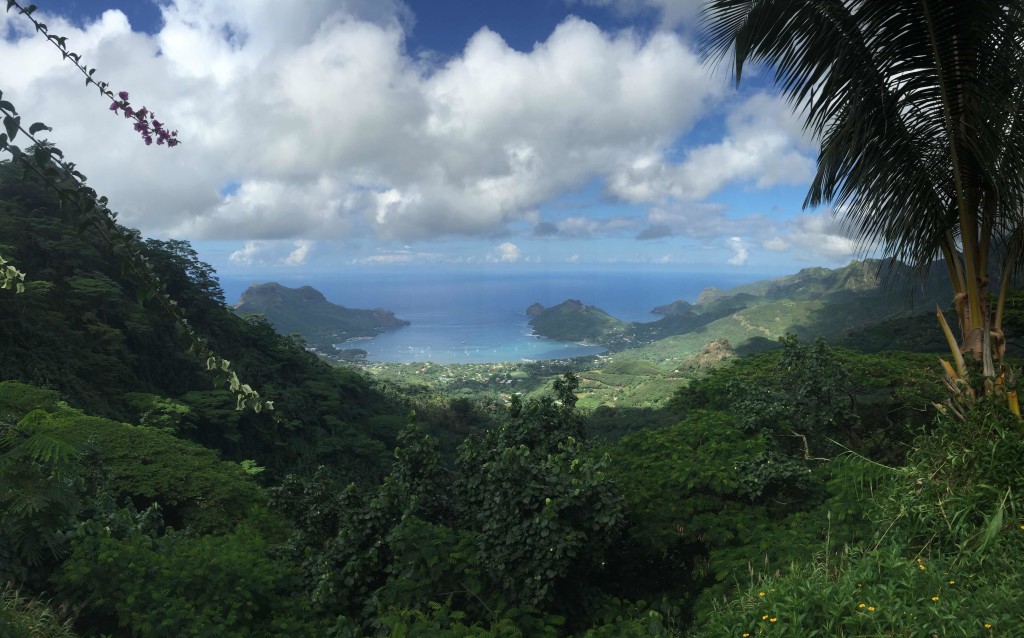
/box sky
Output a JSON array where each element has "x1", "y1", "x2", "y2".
[{"x1": 1, "y1": 0, "x2": 864, "y2": 280}]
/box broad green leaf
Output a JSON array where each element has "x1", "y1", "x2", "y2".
[{"x1": 3, "y1": 114, "x2": 19, "y2": 140}]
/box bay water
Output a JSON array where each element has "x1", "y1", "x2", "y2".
[{"x1": 220, "y1": 269, "x2": 772, "y2": 364}]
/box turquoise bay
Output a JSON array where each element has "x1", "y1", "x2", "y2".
[{"x1": 220, "y1": 270, "x2": 775, "y2": 364}]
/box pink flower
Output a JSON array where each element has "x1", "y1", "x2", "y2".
[{"x1": 107, "y1": 91, "x2": 180, "y2": 148}]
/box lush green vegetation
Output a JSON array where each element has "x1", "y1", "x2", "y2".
[{"x1": 3, "y1": 159, "x2": 1024, "y2": 636}]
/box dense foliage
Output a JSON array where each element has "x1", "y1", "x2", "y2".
[{"x1": 2, "y1": 157, "x2": 1023, "y2": 636}]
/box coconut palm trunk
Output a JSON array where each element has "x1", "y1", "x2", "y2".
[{"x1": 701, "y1": 0, "x2": 1024, "y2": 400}]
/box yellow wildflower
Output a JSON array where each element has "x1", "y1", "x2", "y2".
[
  {"x1": 758, "y1": 591, "x2": 766, "y2": 597},
  {"x1": 868, "y1": 606, "x2": 875, "y2": 612},
  {"x1": 931, "y1": 596, "x2": 940, "y2": 602},
  {"x1": 769, "y1": 618, "x2": 777, "y2": 623},
  {"x1": 858, "y1": 603, "x2": 865, "y2": 608}
]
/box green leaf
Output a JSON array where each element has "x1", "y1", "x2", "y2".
[
  {"x1": 3, "y1": 114, "x2": 20, "y2": 141},
  {"x1": 28, "y1": 122, "x2": 51, "y2": 135},
  {"x1": 979, "y1": 492, "x2": 1007, "y2": 549},
  {"x1": 33, "y1": 146, "x2": 50, "y2": 168},
  {"x1": 0, "y1": 100, "x2": 15, "y2": 113},
  {"x1": 20, "y1": 4, "x2": 36, "y2": 16}
]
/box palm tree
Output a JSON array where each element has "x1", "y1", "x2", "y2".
[{"x1": 701, "y1": 0, "x2": 1024, "y2": 398}]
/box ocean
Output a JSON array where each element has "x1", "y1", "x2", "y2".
[{"x1": 219, "y1": 270, "x2": 773, "y2": 364}]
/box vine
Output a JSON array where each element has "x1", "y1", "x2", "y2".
[
  {"x1": 0, "y1": 3, "x2": 271, "y2": 413},
  {"x1": 8, "y1": 0, "x2": 179, "y2": 147}
]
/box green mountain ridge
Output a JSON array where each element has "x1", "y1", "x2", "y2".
[
  {"x1": 232, "y1": 281, "x2": 409, "y2": 352},
  {"x1": 529, "y1": 259, "x2": 953, "y2": 355}
]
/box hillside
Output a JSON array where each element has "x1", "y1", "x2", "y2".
[
  {"x1": 233, "y1": 282, "x2": 409, "y2": 353},
  {"x1": 0, "y1": 162, "x2": 411, "y2": 483},
  {"x1": 529, "y1": 259, "x2": 953, "y2": 356},
  {"x1": 4, "y1": 156, "x2": 1022, "y2": 637}
]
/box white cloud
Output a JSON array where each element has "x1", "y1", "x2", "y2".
[
  {"x1": 490, "y1": 242, "x2": 522, "y2": 263},
  {"x1": 229, "y1": 240, "x2": 268, "y2": 265},
  {"x1": 761, "y1": 213, "x2": 859, "y2": 262},
  {"x1": 3, "y1": 4, "x2": 719, "y2": 245},
  {"x1": 762, "y1": 236, "x2": 790, "y2": 251},
  {"x1": 228, "y1": 238, "x2": 320, "y2": 266},
  {"x1": 638, "y1": 204, "x2": 858, "y2": 265},
  {"x1": 727, "y1": 236, "x2": 748, "y2": 265},
  {"x1": 644, "y1": 202, "x2": 740, "y2": 239},
  {"x1": 284, "y1": 240, "x2": 314, "y2": 265},
  {"x1": 609, "y1": 93, "x2": 815, "y2": 202}
]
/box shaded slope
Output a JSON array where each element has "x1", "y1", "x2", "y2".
[{"x1": 0, "y1": 161, "x2": 406, "y2": 482}]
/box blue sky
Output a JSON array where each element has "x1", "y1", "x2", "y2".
[{"x1": 3, "y1": 0, "x2": 863, "y2": 281}]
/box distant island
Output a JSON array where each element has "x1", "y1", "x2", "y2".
[
  {"x1": 526, "y1": 300, "x2": 625, "y2": 345},
  {"x1": 527, "y1": 259, "x2": 954, "y2": 353},
  {"x1": 233, "y1": 282, "x2": 409, "y2": 358}
]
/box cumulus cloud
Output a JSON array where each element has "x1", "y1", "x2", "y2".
[
  {"x1": 761, "y1": 213, "x2": 859, "y2": 262},
  {"x1": 284, "y1": 240, "x2": 314, "y2": 265},
  {"x1": 490, "y1": 242, "x2": 522, "y2": 263},
  {"x1": 3, "y1": 3, "x2": 720, "y2": 245},
  {"x1": 727, "y1": 236, "x2": 748, "y2": 265},
  {"x1": 229, "y1": 241, "x2": 267, "y2": 266},
  {"x1": 644, "y1": 202, "x2": 743, "y2": 239},
  {"x1": 608, "y1": 93, "x2": 815, "y2": 203},
  {"x1": 229, "y1": 238, "x2": 317, "y2": 265},
  {"x1": 633, "y1": 201, "x2": 858, "y2": 265}
]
